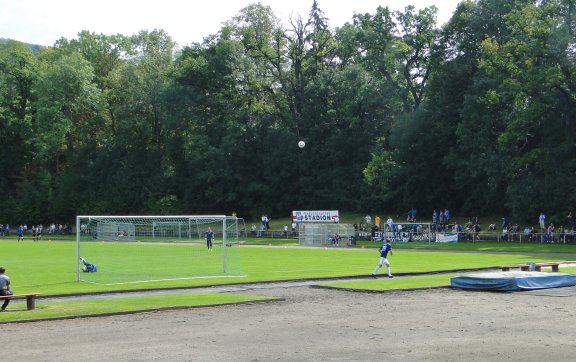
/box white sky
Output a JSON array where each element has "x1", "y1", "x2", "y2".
[{"x1": 0, "y1": 0, "x2": 462, "y2": 47}]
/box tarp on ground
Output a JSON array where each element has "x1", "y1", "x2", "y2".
[{"x1": 451, "y1": 272, "x2": 576, "y2": 291}]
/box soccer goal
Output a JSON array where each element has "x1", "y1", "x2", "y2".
[
  {"x1": 299, "y1": 223, "x2": 356, "y2": 246},
  {"x1": 76, "y1": 215, "x2": 243, "y2": 284}
]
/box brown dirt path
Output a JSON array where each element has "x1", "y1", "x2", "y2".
[{"x1": 3, "y1": 284, "x2": 576, "y2": 361}]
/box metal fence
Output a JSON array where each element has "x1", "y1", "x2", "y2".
[
  {"x1": 245, "y1": 229, "x2": 576, "y2": 245},
  {"x1": 456, "y1": 231, "x2": 576, "y2": 244}
]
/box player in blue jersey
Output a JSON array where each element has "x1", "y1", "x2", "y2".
[
  {"x1": 206, "y1": 227, "x2": 214, "y2": 251},
  {"x1": 372, "y1": 238, "x2": 394, "y2": 278}
]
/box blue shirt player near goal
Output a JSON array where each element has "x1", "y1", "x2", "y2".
[
  {"x1": 372, "y1": 239, "x2": 394, "y2": 278},
  {"x1": 206, "y1": 227, "x2": 214, "y2": 251}
]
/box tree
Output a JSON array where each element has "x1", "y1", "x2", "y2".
[{"x1": 0, "y1": 40, "x2": 38, "y2": 221}]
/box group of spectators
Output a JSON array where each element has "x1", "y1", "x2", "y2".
[
  {"x1": 0, "y1": 222, "x2": 73, "y2": 241},
  {"x1": 354, "y1": 210, "x2": 576, "y2": 243},
  {"x1": 456, "y1": 212, "x2": 576, "y2": 242}
]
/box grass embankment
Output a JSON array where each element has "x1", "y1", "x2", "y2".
[{"x1": 1, "y1": 293, "x2": 275, "y2": 323}]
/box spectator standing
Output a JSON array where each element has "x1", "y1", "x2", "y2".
[
  {"x1": 291, "y1": 221, "x2": 297, "y2": 237},
  {"x1": 502, "y1": 216, "x2": 509, "y2": 230},
  {"x1": 386, "y1": 216, "x2": 393, "y2": 233},
  {"x1": 37, "y1": 224, "x2": 43, "y2": 241},
  {"x1": 17, "y1": 225, "x2": 24, "y2": 242},
  {"x1": 205, "y1": 227, "x2": 214, "y2": 251},
  {"x1": 539, "y1": 213, "x2": 546, "y2": 231}
]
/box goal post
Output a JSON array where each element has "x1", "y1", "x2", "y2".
[{"x1": 76, "y1": 215, "x2": 242, "y2": 284}]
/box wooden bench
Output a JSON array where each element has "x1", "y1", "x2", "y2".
[
  {"x1": 534, "y1": 263, "x2": 560, "y2": 272},
  {"x1": 501, "y1": 265, "x2": 530, "y2": 272},
  {"x1": 0, "y1": 293, "x2": 40, "y2": 310}
]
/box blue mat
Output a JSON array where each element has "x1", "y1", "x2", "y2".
[{"x1": 451, "y1": 272, "x2": 576, "y2": 291}]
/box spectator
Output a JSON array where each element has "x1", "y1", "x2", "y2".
[
  {"x1": 547, "y1": 223, "x2": 555, "y2": 242},
  {"x1": 283, "y1": 225, "x2": 288, "y2": 237},
  {"x1": 0, "y1": 266, "x2": 11, "y2": 311},
  {"x1": 473, "y1": 224, "x2": 481, "y2": 241},
  {"x1": 386, "y1": 216, "x2": 393, "y2": 232},
  {"x1": 17, "y1": 225, "x2": 24, "y2": 242},
  {"x1": 539, "y1": 212, "x2": 546, "y2": 231},
  {"x1": 365, "y1": 215, "x2": 372, "y2": 225},
  {"x1": 502, "y1": 216, "x2": 509, "y2": 230},
  {"x1": 292, "y1": 221, "x2": 297, "y2": 236},
  {"x1": 251, "y1": 224, "x2": 257, "y2": 236}
]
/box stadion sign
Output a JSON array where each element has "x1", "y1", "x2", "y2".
[{"x1": 292, "y1": 210, "x2": 340, "y2": 223}]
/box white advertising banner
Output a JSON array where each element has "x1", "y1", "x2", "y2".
[
  {"x1": 292, "y1": 210, "x2": 339, "y2": 223},
  {"x1": 436, "y1": 232, "x2": 459, "y2": 243}
]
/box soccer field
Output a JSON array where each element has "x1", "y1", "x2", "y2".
[{"x1": 0, "y1": 239, "x2": 568, "y2": 295}]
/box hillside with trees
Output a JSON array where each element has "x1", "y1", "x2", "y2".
[{"x1": 0, "y1": 0, "x2": 574, "y2": 225}]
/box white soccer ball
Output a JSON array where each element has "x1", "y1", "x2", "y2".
[{"x1": 298, "y1": 140, "x2": 305, "y2": 148}]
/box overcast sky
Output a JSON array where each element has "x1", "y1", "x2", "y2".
[{"x1": 1, "y1": 0, "x2": 462, "y2": 47}]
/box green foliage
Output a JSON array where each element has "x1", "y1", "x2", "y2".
[{"x1": 1, "y1": 1, "x2": 576, "y2": 224}]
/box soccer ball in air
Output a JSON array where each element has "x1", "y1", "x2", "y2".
[{"x1": 298, "y1": 140, "x2": 305, "y2": 148}]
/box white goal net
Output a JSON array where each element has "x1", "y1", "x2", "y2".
[
  {"x1": 298, "y1": 223, "x2": 356, "y2": 246},
  {"x1": 76, "y1": 215, "x2": 243, "y2": 284}
]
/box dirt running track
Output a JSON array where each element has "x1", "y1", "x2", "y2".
[{"x1": 3, "y1": 285, "x2": 576, "y2": 361}]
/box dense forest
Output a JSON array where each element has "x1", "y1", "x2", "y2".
[{"x1": 1, "y1": 0, "x2": 575, "y2": 225}]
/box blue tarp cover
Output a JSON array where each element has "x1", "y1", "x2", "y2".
[{"x1": 451, "y1": 272, "x2": 576, "y2": 291}]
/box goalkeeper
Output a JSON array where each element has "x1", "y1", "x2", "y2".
[{"x1": 80, "y1": 257, "x2": 98, "y2": 272}]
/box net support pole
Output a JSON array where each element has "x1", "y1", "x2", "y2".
[{"x1": 222, "y1": 217, "x2": 227, "y2": 274}]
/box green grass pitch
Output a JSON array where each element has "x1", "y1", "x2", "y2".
[{"x1": 0, "y1": 239, "x2": 568, "y2": 296}]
